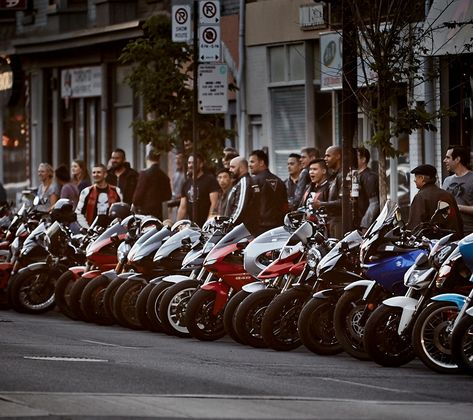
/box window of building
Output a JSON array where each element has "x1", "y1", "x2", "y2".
[{"x1": 269, "y1": 43, "x2": 305, "y2": 83}]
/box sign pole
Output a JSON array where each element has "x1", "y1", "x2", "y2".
[{"x1": 192, "y1": 0, "x2": 199, "y2": 224}]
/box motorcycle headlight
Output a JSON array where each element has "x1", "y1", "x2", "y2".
[
  {"x1": 405, "y1": 267, "x2": 435, "y2": 289},
  {"x1": 436, "y1": 265, "x2": 452, "y2": 288},
  {"x1": 307, "y1": 247, "x2": 322, "y2": 269}
]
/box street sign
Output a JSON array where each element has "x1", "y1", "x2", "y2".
[
  {"x1": 199, "y1": 0, "x2": 220, "y2": 25},
  {"x1": 172, "y1": 4, "x2": 192, "y2": 43},
  {"x1": 198, "y1": 63, "x2": 228, "y2": 114},
  {"x1": 198, "y1": 25, "x2": 221, "y2": 62}
]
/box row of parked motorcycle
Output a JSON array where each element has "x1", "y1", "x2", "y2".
[{"x1": 1, "y1": 189, "x2": 473, "y2": 376}]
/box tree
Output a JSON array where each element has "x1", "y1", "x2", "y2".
[
  {"x1": 336, "y1": 0, "x2": 466, "y2": 207},
  {"x1": 119, "y1": 14, "x2": 234, "y2": 164}
]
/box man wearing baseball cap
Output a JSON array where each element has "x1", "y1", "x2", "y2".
[{"x1": 407, "y1": 164, "x2": 463, "y2": 235}]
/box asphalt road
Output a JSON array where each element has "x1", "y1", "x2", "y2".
[{"x1": 1, "y1": 309, "x2": 472, "y2": 419}]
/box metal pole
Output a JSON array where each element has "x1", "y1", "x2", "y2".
[{"x1": 192, "y1": 0, "x2": 199, "y2": 224}]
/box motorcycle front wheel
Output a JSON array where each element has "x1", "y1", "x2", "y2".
[
  {"x1": 159, "y1": 279, "x2": 199, "y2": 338},
  {"x1": 412, "y1": 301, "x2": 460, "y2": 374},
  {"x1": 260, "y1": 288, "x2": 308, "y2": 351},
  {"x1": 103, "y1": 277, "x2": 127, "y2": 323},
  {"x1": 146, "y1": 281, "x2": 174, "y2": 334},
  {"x1": 54, "y1": 271, "x2": 78, "y2": 320},
  {"x1": 80, "y1": 274, "x2": 114, "y2": 325},
  {"x1": 135, "y1": 282, "x2": 157, "y2": 331},
  {"x1": 186, "y1": 288, "x2": 225, "y2": 341},
  {"x1": 363, "y1": 304, "x2": 415, "y2": 367},
  {"x1": 333, "y1": 288, "x2": 374, "y2": 361},
  {"x1": 223, "y1": 289, "x2": 250, "y2": 344},
  {"x1": 113, "y1": 279, "x2": 146, "y2": 330},
  {"x1": 234, "y1": 288, "x2": 278, "y2": 348},
  {"x1": 451, "y1": 314, "x2": 473, "y2": 375},
  {"x1": 8, "y1": 266, "x2": 60, "y2": 314},
  {"x1": 69, "y1": 276, "x2": 91, "y2": 321},
  {"x1": 297, "y1": 297, "x2": 342, "y2": 355}
]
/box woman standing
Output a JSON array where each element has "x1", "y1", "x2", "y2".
[
  {"x1": 71, "y1": 159, "x2": 91, "y2": 192},
  {"x1": 36, "y1": 163, "x2": 59, "y2": 211},
  {"x1": 55, "y1": 165, "x2": 79, "y2": 209}
]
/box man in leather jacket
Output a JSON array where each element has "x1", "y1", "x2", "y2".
[
  {"x1": 226, "y1": 156, "x2": 253, "y2": 227},
  {"x1": 248, "y1": 150, "x2": 288, "y2": 235}
]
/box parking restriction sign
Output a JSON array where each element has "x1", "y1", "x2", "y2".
[
  {"x1": 199, "y1": 0, "x2": 220, "y2": 25},
  {"x1": 199, "y1": 25, "x2": 220, "y2": 62},
  {"x1": 172, "y1": 4, "x2": 192, "y2": 43}
]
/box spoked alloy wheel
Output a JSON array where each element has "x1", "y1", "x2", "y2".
[
  {"x1": 298, "y1": 298, "x2": 342, "y2": 355},
  {"x1": 186, "y1": 288, "x2": 225, "y2": 341},
  {"x1": 260, "y1": 288, "x2": 308, "y2": 351},
  {"x1": 333, "y1": 288, "x2": 374, "y2": 360},
  {"x1": 234, "y1": 288, "x2": 278, "y2": 348},
  {"x1": 412, "y1": 302, "x2": 460, "y2": 374},
  {"x1": 364, "y1": 304, "x2": 415, "y2": 367},
  {"x1": 451, "y1": 315, "x2": 473, "y2": 375},
  {"x1": 113, "y1": 279, "x2": 146, "y2": 329},
  {"x1": 159, "y1": 280, "x2": 199, "y2": 337},
  {"x1": 9, "y1": 267, "x2": 60, "y2": 313}
]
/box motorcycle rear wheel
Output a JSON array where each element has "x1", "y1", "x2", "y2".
[
  {"x1": 80, "y1": 275, "x2": 114, "y2": 325},
  {"x1": 54, "y1": 271, "x2": 79, "y2": 320},
  {"x1": 159, "y1": 279, "x2": 199, "y2": 338},
  {"x1": 260, "y1": 288, "x2": 308, "y2": 351},
  {"x1": 364, "y1": 304, "x2": 415, "y2": 367},
  {"x1": 113, "y1": 279, "x2": 146, "y2": 330},
  {"x1": 333, "y1": 288, "x2": 373, "y2": 360},
  {"x1": 8, "y1": 267, "x2": 59, "y2": 314},
  {"x1": 298, "y1": 297, "x2": 342, "y2": 355},
  {"x1": 412, "y1": 301, "x2": 460, "y2": 374},
  {"x1": 451, "y1": 314, "x2": 473, "y2": 375},
  {"x1": 234, "y1": 288, "x2": 278, "y2": 348},
  {"x1": 223, "y1": 289, "x2": 249, "y2": 344},
  {"x1": 186, "y1": 288, "x2": 225, "y2": 341}
]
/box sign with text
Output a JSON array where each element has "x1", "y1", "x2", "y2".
[
  {"x1": 0, "y1": 0, "x2": 27, "y2": 10},
  {"x1": 61, "y1": 67, "x2": 102, "y2": 98},
  {"x1": 172, "y1": 4, "x2": 192, "y2": 43},
  {"x1": 199, "y1": 25, "x2": 221, "y2": 62},
  {"x1": 198, "y1": 63, "x2": 228, "y2": 114},
  {"x1": 320, "y1": 32, "x2": 342, "y2": 90},
  {"x1": 199, "y1": 0, "x2": 220, "y2": 25}
]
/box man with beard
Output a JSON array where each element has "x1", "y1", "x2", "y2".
[
  {"x1": 106, "y1": 148, "x2": 138, "y2": 205},
  {"x1": 225, "y1": 156, "x2": 253, "y2": 227},
  {"x1": 300, "y1": 159, "x2": 330, "y2": 209}
]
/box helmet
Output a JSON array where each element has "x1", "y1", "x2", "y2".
[
  {"x1": 108, "y1": 202, "x2": 131, "y2": 221},
  {"x1": 50, "y1": 198, "x2": 76, "y2": 224}
]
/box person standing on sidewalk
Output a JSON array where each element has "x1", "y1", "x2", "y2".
[{"x1": 106, "y1": 148, "x2": 138, "y2": 205}]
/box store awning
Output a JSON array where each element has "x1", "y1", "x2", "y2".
[{"x1": 424, "y1": 0, "x2": 473, "y2": 56}]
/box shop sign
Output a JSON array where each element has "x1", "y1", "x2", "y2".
[
  {"x1": 0, "y1": 61, "x2": 13, "y2": 106},
  {"x1": 61, "y1": 66, "x2": 102, "y2": 98},
  {"x1": 0, "y1": 0, "x2": 27, "y2": 10}
]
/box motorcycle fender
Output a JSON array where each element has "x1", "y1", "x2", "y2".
[
  {"x1": 344, "y1": 279, "x2": 374, "y2": 292},
  {"x1": 69, "y1": 266, "x2": 87, "y2": 279},
  {"x1": 161, "y1": 274, "x2": 193, "y2": 284},
  {"x1": 201, "y1": 281, "x2": 230, "y2": 315},
  {"x1": 82, "y1": 270, "x2": 101, "y2": 280},
  {"x1": 101, "y1": 270, "x2": 118, "y2": 281},
  {"x1": 17, "y1": 262, "x2": 48, "y2": 274},
  {"x1": 242, "y1": 281, "x2": 265, "y2": 293},
  {"x1": 382, "y1": 296, "x2": 419, "y2": 335},
  {"x1": 312, "y1": 289, "x2": 336, "y2": 300},
  {"x1": 127, "y1": 273, "x2": 146, "y2": 282},
  {"x1": 149, "y1": 275, "x2": 166, "y2": 285},
  {"x1": 431, "y1": 293, "x2": 467, "y2": 310},
  {"x1": 117, "y1": 272, "x2": 139, "y2": 281}
]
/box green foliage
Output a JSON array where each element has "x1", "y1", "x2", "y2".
[{"x1": 119, "y1": 14, "x2": 234, "y2": 162}]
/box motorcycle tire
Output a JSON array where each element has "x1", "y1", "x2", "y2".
[
  {"x1": 260, "y1": 288, "x2": 308, "y2": 351},
  {"x1": 136, "y1": 282, "x2": 158, "y2": 332},
  {"x1": 68, "y1": 276, "x2": 91, "y2": 321},
  {"x1": 80, "y1": 275, "x2": 114, "y2": 325},
  {"x1": 185, "y1": 288, "x2": 225, "y2": 341},
  {"x1": 8, "y1": 267, "x2": 60, "y2": 314},
  {"x1": 297, "y1": 297, "x2": 342, "y2": 355},
  {"x1": 146, "y1": 280, "x2": 174, "y2": 334},
  {"x1": 363, "y1": 304, "x2": 416, "y2": 367},
  {"x1": 234, "y1": 288, "x2": 278, "y2": 348},
  {"x1": 412, "y1": 301, "x2": 460, "y2": 374},
  {"x1": 158, "y1": 279, "x2": 199, "y2": 338},
  {"x1": 333, "y1": 288, "x2": 373, "y2": 361},
  {"x1": 451, "y1": 314, "x2": 473, "y2": 376},
  {"x1": 113, "y1": 279, "x2": 146, "y2": 330},
  {"x1": 223, "y1": 289, "x2": 250, "y2": 345},
  {"x1": 103, "y1": 277, "x2": 127, "y2": 322},
  {"x1": 54, "y1": 271, "x2": 79, "y2": 320}
]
